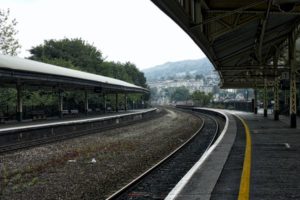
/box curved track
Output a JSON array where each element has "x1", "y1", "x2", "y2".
[{"x1": 107, "y1": 110, "x2": 225, "y2": 200}]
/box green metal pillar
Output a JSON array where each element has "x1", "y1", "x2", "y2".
[
  {"x1": 273, "y1": 54, "x2": 280, "y2": 120},
  {"x1": 16, "y1": 84, "x2": 23, "y2": 122},
  {"x1": 84, "y1": 90, "x2": 89, "y2": 115},
  {"x1": 58, "y1": 90, "x2": 63, "y2": 119},
  {"x1": 274, "y1": 77, "x2": 280, "y2": 120},
  {"x1": 254, "y1": 89, "x2": 258, "y2": 114},
  {"x1": 284, "y1": 90, "x2": 288, "y2": 106},
  {"x1": 124, "y1": 94, "x2": 127, "y2": 111},
  {"x1": 264, "y1": 79, "x2": 268, "y2": 117},
  {"x1": 115, "y1": 93, "x2": 118, "y2": 112},
  {"x1": 289, "y1": 32, "x2": 297, "y2": 128},
  {"x1": 103, "y1": 93, "x2": 106, "y2": 113}
]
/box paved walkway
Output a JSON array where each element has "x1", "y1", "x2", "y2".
[
  {"x1": 0, "y1": 109, "x2": 150, "y2": 131},
  {"x1": 215, "y1": 111, "x2": 300, "y2": 199},
  {"x1": 171, "y1": 109, "x2": 300, "y2": 200},
  {"x1": 257, "y1": 108, "x2": 300, "y2": 128},
  {"x1": 239, "y1": 111, "x2": 300, "y2": 199}
]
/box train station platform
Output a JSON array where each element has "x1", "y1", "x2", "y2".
[
  {"x1": 0, "y1": 108, "x2": 157, "y2": 149},
  {"x1": 168, "y1": 110, "x2": 300, "y2": 200},
  {"x1": 0, "y1": 109, "x2": 150, "y2": 131}
]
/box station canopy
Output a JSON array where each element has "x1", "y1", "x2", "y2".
[
  {"x1": 0, "y1": 54, "x2": 148, "y2": 93},
  {"x1": 151, "y1": 0, "x2": 300, "y2": 88}
]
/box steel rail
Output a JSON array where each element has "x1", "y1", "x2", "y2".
[{"x1": 106, "y1": 110, "x2": 223, "y2": 200}]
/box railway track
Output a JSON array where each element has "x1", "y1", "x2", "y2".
[
  {"x1": 107, "y1": 110, "x2": 226, "y2": 200},
  {"x1": 0, "y1": 110, "x2": 162, "y2": 154}
]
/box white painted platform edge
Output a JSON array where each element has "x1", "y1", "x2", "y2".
[
  {"x1": 0, "y1": 108, "x2": 157, "y2": 133},
  {"x1": 165, "y1": 108, "x2": 230, "y2": 200}
]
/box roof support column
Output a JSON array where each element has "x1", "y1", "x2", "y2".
[
  {"x1": 289, "y1": 32, "x2": 297, "y2": 128},
  {"x1": 58, "y1": 90, "x2": 63, "y2": 119},
  {"x1": 132, "y1": 100, "x2": 135, "y2": 110},
  {"x1": 103, "y1": 93, "x2": 106, "y2": 113},
  {"x1": 16, "y1": 84, "x2": 23, "y2": 122},
  {"x1": 124, "y1": 93, "x2": 127, "y2": 111},
  {"x1": 254, "y1": 89, "x2": 258, "y2": 114},
  {"x1": 84, "y1": 90, "x2": 89, "y2": 115},
  {"x1": 274, "y1": 77, "x2": 280, "y2": 120},
  {"x1": 264, "y1": 78, "x2": 268, "y2": 117},
  {"x1": 284, "y1": 89, "x2": 289, "y2": 107},
  {"x1": 273, "y1": 54, "x2": 280, "y2": 120},
  {"x1": 115, "y1": 93, "x2": 118, "y2": 112}
]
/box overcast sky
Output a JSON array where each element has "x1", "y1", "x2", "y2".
[{"x1": 2, "y1": 0, "x2": 205, "y2": 70}]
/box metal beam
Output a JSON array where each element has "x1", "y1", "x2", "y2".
[
  {"x1": 219, "y1": 17, "x2": 292, "y2": 64},
  {"x1": 103, "y1": 93, "x2": 106, "y2": 113},
  {"x1": 124, "y1": 93, "x2": 127, "y2": 111},
  {"x1": 194, "y1": 0, "x2": 203, "y2": 31},
  {"x1": 257, "y1": 0, "x2": 273, "y2": 64},
  {"x1": 116, "y1": 93, "x2": 119, "y2": 112},
  {"x1": 220, "y1": 33, "x2": 289, "y2": 64},
  {"x1": 221, "y1": 83, "x2": 265, "y2": 88},
  {"x1": 263, "y1": 78, "x2": 268, "y2": 117},
  {"x1": 210, "y1": 15, "x2": 261, "y2": 42},
  {"x1": 206, "y1": 10, "x2": 300, "y2": 15},
  {"x1": 201, "y1": 0, "x2": 265, "y2": 25},
  {"x1": 274, "y1": 77, "x2": 280, "y2": 120},
  {"x1": 219, "y1": 64, "x2": 290, "y2": 69},
  {"x1": 151, "y1": 0, "x2": 218, "y2": 66},
  {"x1": 254, "y1": 89, "x2": 258, "y2": 114},
  {"x1": 289, "y1": 30, "x2": 297, "y2": 128}
]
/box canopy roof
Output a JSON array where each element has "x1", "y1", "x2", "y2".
[
  {"x1": 0, "y1": 54, "x2": 148, "y2": 93},
  {"x1": 151, "y1": 0, "x2": 300, "y2": 88}
]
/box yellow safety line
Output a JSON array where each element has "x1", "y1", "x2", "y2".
[{"x1": 237, "y1": 116, "x2": 252, "y2": 200}]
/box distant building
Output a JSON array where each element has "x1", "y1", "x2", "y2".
[{"x1": 148, "y1": 74, "x2": 219, "y2": 105}]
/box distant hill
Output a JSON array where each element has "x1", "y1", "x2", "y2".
[{"x1": 142, "y1": 58, "x2": 214, "y2": 81}]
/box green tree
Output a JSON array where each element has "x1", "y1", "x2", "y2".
[
  {"x1": 29, "y1": 38, "x2": 103, "y2": 73},
  {"x1": 195, "y1": 74, "x2": 204, "y2": 80},
  {"x1": 29, "y1": 38, "x2": 147, "y2": 88},
  {"x1": 212, "y1": 85, "x2": 220, "y2": 94},
  {"x1": 171, "y1": 87, "x2": 190, "y2": 101},
  {"x1": 0, "y1": 9, "x2": 21, "y2": 117},
  {"x1": 124, "y1": 62, "x2": 147, "y2": 88},
  {"x1": 27, "y1": 38, "x2": 149, "y2": 114},
  {"x1": 192, "y1": 91, "x2": 212, "y2": 106},
  {"x1": 0, "y1": 9, "x2": 21, "y2": 56},
  {"x1": 184, "y1": 74, "x2": 192, "y2": 80}
]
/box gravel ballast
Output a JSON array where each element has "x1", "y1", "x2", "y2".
[{"x1": 0, "y1": 107, "x2": 202, "y2": 200}]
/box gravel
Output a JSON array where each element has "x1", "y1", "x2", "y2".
[{"x1": 0, "y1": 107, "x2": 202, "y2": 200}]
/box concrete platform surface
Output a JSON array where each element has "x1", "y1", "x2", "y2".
[
  {"x1": 166, "y1": 110, "x2": 237, "y2": 200},
  {"x1": 237, "y1": 111, "x2": 300, "y2": 199},
  {"x1": 0, "y1": 109, "x2": 153, "y2": 132},
  {"x1": 170, "y1": 110, "x2": 300, "y2": 200}
]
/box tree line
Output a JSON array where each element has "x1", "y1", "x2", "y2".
[
  {"x1": 0, "y1": 10, "x2": 148, "y2": 117},
  {"x1": 151, "y1": 86, "x2": 213, "y2": 106},
  {"x1": 28, "y1": 38, "x2": 147, "y2": 88}
]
